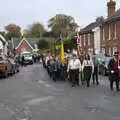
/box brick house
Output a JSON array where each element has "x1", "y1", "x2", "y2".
[
  {"x1": 79, "y1": 18, "x2": 103, "y2": 55},
  {"x1": 103, "y1": 0, "x2": 120, "y2": 56},
  {"x1": 10, "y1": 37, "x2": 39, "y2": 55}
]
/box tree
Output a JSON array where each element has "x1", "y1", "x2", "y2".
[
  {"x1": 24, "y1": 23, "x2": 45, "y2": 37},
  {"x1": 48, "y1": 14, "x2": 78, "y2": 38},
  {"x1": 4, "y1": 24, "x2": 21, "y2": 40},
  {"x1": 37, "y1": 39, "x2": 49, "y2": 50},
  {"x1": 96, "y1": 16, "x2": 104, "y2": 23}
]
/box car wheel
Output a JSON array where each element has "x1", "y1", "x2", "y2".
[
  {"x1": 17, "y1": 69, "x2": 20, "y2": 73},
  {"x1": 10, "y1": 70, "x2": 14, "y2": 76},
  {"x1": 3, "y1": 72, "x2": 8, "y2": 78}
]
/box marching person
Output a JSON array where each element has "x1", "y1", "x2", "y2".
[
  {"x1": 92, "y1": 55, "x2": 99, "y2": 85},
  {"x1": 21, "y1": 55, "x2": 25, "y2": 67},
  {"x1": 82, "y1": 54, "x2": 94, "y2": 87},
  {"x1": 67, "y1": 54, "x2": 82, "y2": 87},
  {"x1": 79, "y1": 55, "x2": 84, "y2": 85},
  {"x1": 52, "y1": 57, "x2": 59, "y2": 82},
  {"x1": 108, "y1": 52, "x2": 119, "y2": 91}
]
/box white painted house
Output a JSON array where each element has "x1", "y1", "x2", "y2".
[
  {"x1": 92, "y1": 27, "x2": 101, "y2": 54},
  {"x1": 80, "y1": 17, "x2": 104, "y2": 55},
  {"x1": 0, "y1": 34, "x2": 8, "y2": 55}
]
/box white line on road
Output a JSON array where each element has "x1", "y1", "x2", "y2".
[{"x1": 26, "y1": 96, "x2": 54, "y2": 105}]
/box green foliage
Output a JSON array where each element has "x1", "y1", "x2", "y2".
[
  {"x1": 4, "y1": 24, "x2": 21, "y2": 40},
  {"x1": 48, "y1": 14, "x2": 78, "y2": 38},
  {"x1": 56, "y1": 37, "x2": 76, "y2": 52},
  {"x1": 37, "y1": 39, "x2": 49, "y2": 50},
  {"x1": 24, "y1": 22, "x2": 45, "y2": 37}
]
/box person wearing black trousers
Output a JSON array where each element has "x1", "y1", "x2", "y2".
[
  {"x1": 67, "y1": 54, "x2": 81, "y2": 87},
  {"x1": 82, "y1": 54, "x2": 94, "y2": 87},
  {"x1": 108, "y1": 52, "x2": 119, "y2": 91}
]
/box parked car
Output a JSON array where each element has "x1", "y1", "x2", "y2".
[
  {"x1": 0, "y1": 55, "x2": 12, "y2": 78},
  {"x1": 20, "y1": 51, "x2": 34, "y2": 65},
  {"x1": 8, "y1": 57, "x2": 20, "y2": 74}
]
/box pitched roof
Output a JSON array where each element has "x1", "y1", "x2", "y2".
[
  {"x1": 15, "y1": 38, "x2": 34, "y2": 50},
  {"x1": 105, "y1": 8, "x2": 120, "y2": 23},
  {"x1": 80, "y1": 21, "x2": 103, "y2": 34},
  {"x1": 12, "y1": 37, "x2": 40, "y2": 49}
]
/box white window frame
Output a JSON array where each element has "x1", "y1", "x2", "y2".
[
  {"x1": 115, "y1": 23, "x2": 117, "y2": 39},
  {"x1": 103, "y1": 28, "x2": 105, "y2": 41}
]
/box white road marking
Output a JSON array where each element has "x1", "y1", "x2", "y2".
[
  {"x1": 38, "y1": 80, "x2": 46, "y2": 84},
  {"x1": 44, "y1": 84, "x2": 52, "y2": 88},
  {"x1": 26, "y1": 96, "x2": 54, "y2": 105}
]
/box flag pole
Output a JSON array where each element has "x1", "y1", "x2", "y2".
[{"x1": 60, "y1": 32, "x2": 64, "y2": 62}]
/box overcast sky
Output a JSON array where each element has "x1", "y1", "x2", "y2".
[{"x1": 0, "y1": 0, "x2": 120, "y2": 30}]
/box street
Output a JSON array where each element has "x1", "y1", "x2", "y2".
[{"x1": 0, "y1": 64, "x2": 120, "y2": 120}]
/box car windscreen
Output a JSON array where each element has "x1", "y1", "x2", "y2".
[
  {"x1": 0, "y1": 56, "x2": 7, "y2": 61},
  {"x1": 8, "y1": 58, "x2": 15, "y2": 64}
]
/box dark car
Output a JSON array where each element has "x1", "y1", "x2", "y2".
[{"x1": 8, "y1": 57, "x2": 20, "y2": 74}]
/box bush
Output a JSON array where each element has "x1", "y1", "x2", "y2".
[{"x1": 37, "y1": 39, "x2": 49, "y2": 50}]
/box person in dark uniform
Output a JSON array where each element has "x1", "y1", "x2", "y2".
[
  {"x1": 22, "y1": 55, "x2": 25, "y2": 66},
  {"x1": 52, "y1": 58, "x2": 59, "y2": 82},
  {"x1": 79, "y1": 55, "x2": 84, "y2": 85},
  {"x1": 108, "y1": 52, "x2": 119, "y2": 91}
]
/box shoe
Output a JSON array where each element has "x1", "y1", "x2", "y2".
[
  {"x1": 116, "y1": 89, "x2": 119, "y2": 92},
  {"x1": 72, "y1": 85, "x2": 75, "y2": 87},
  {"x1": 87, "y1": 85, "x2": 90, "y2": 88},
  {"x1": 97, "y1": 82, "x2": 99, "y2": 85},
  {"x1": 111, "y1": 88, "x2": 113, "y2": 91}
]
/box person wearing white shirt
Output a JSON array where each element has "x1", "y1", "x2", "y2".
[
  {"x1": 67, "y1": 54, "x2": 82, "y2": 87},
  {"x1": 82, "y1": 54, "x2": 94, "y2": 87}
]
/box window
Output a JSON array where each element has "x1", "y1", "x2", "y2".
[
  {"x1": 109, "y1": 48, "x2": 111, "y2": 56},
  {"x1": 88, "y1": 34, "x2": 90, "y2": 46},
  {"x1": 103, "y1": 28, "x2": 105, "y2": 41},
  {"x1": 113, "y1": 47, "x2": 117, "y2": 55},
  {"x1": 115, "y1": 24, "x2": 117, "y2": 39},
  {"x1": 109, "y1": 24, "x2": 111, "y2": 40},
  {"x1": 84, "y1": 34, "x2": 86, "y2": 46}
]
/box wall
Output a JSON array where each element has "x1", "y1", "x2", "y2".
[{"x1": 93, "y1": 27, "x2": 101, "y2": 54}]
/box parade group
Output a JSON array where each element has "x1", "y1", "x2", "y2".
[{"x1": 41, "y1": 51, "x2": 120, "y2": 92}]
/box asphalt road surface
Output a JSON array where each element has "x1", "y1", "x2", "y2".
[{"x1": 0, "y1": 64, "x2": 120, "y2": 120}]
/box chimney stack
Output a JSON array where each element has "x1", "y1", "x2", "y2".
[{"x1": 107, "y1": 0, "x2": 116, "y2": 17}]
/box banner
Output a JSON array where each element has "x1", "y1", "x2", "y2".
[{"x1": 60, "y1": 40, "x2": 64, "y2": 62}]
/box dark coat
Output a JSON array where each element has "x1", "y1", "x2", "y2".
[{"x1": 108, "y1": 58, "x2": 119, "y2": 81}]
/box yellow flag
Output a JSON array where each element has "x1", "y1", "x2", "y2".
[{"x1": 60, "y1": 40, "x2": 64, "y2": 62}]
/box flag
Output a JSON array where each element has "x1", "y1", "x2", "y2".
[
  {"x1": 75, "y1": 33, "x2": 81, "y2": 46},
  {"x1": 60, "y1": 39, "x2": 64, "y2": 62}
]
